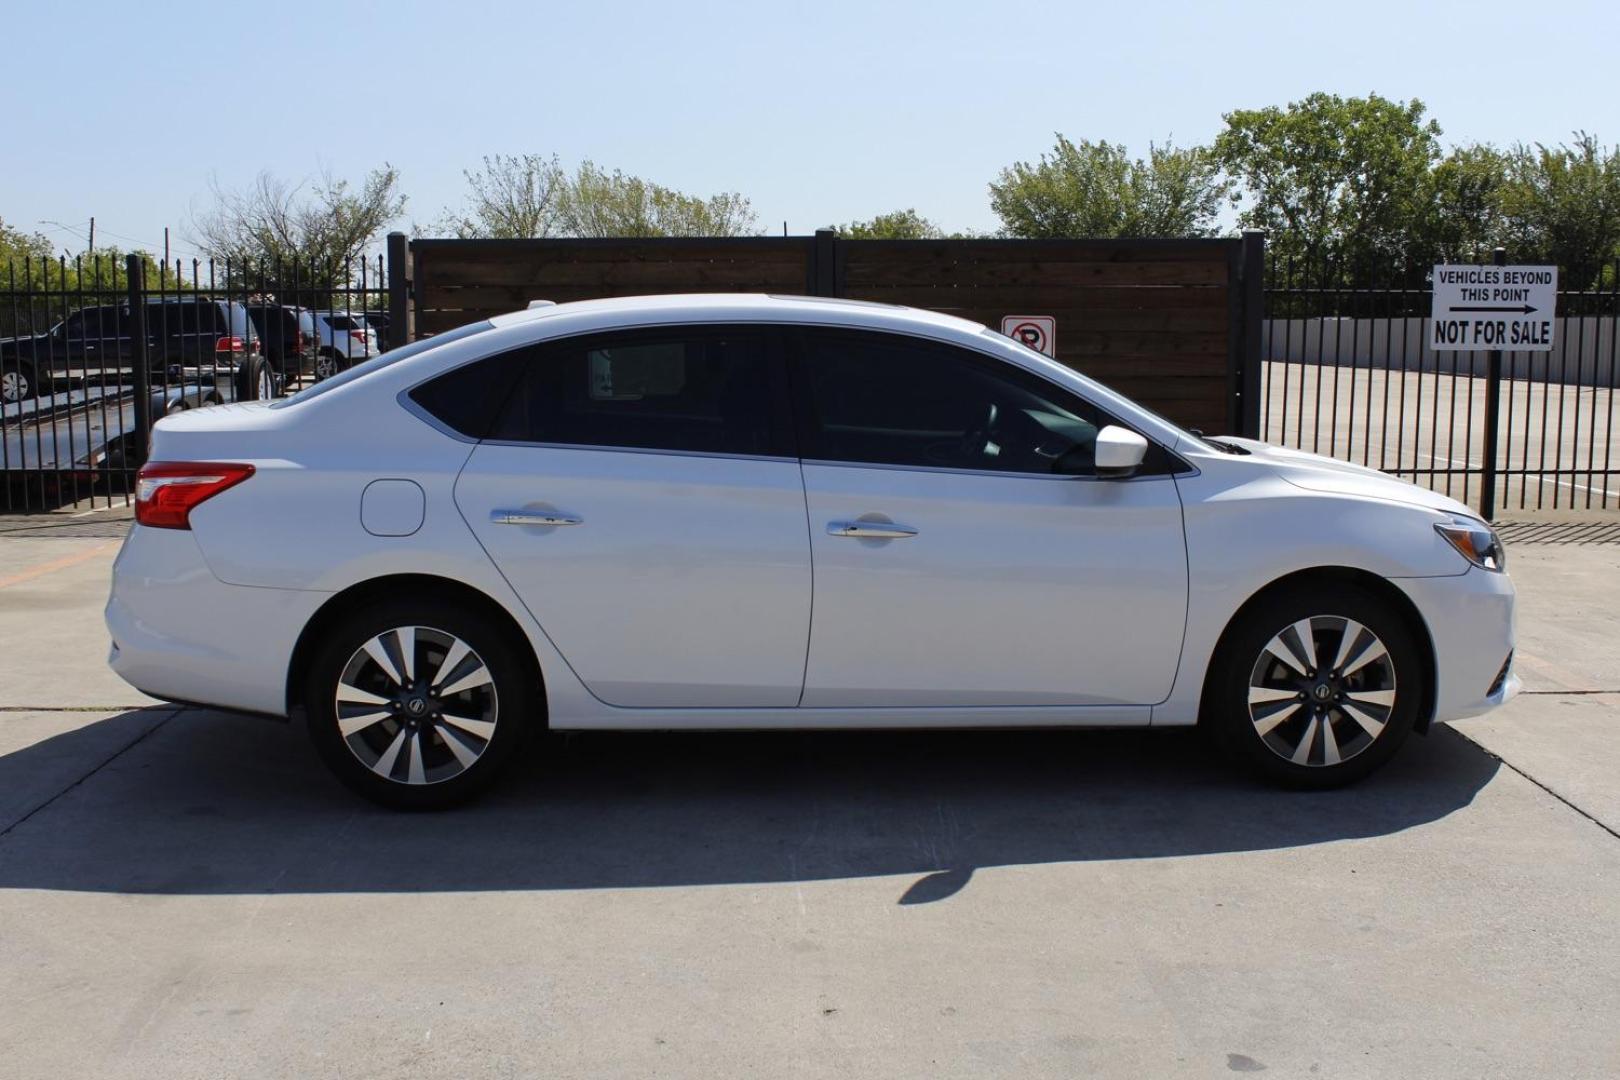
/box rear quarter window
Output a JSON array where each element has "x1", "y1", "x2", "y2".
[{"x1": 272, "y1": 320, "x2": 497, "y2": 410}]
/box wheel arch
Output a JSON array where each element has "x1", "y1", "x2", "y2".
[
  {"x1": 285, "y1": 573, "x2": 548, "y2": 724},
  {"x1": 1200, "y1": 566, "x2": 1439, "y2": 733}
]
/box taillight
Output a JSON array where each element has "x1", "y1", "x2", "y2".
[
  {"x1": 135, "y1": 462, "x2": 255, "y2": 530},
  {"x1": 215, "y1": 336, "x2": 245, "y2": 353},
  {"x1": 295, "y1": 331, "x2": 307, "y2": 350},
  {"x1": 349, "y1": 330, "x2": 369, "y2": 344}
]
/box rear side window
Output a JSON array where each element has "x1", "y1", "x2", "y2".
[
  {"x1": 487, "y1": 328, "x2": 787, "y2": 456},
  {"x1": 407, "y1": 348, "x2": 525, "y2": 438}
]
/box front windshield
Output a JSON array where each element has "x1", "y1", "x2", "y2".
[
  {"x1": 271, "y1": 320, "x2": 496, "y2": 408},
  {"x1": 980, "y1": 327, "x2": 1229, "y2": 452}
]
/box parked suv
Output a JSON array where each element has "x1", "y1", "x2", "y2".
[
  {"x1": 1, "y1": 298, "x2": 259, "y2": 403},
  {"x1": 246, "y1": 304, "x2": 319, "y2": 381},
  {"x1": 311, "y1": 311, "x2": 379, "y2": 379}
]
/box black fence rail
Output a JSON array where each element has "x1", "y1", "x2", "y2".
[
  {"x1": 1, "y1": 253, "x2": 388, "y2": 511},
  {"x1": 1261, "y1": 253, "x2": 1620, "y2": 519}
]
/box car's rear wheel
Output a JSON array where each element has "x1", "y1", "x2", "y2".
[
  {"x1": 1206, "y1": 584, "x2": 1420, "y2": 788},
  {"x1": 234, "y1": 354, "x2": 281, "y2": 401},
  {"x1": 313, "y1": 352, "x2": 347, "y2": 381},
  {"x1": 2, "y1": 361, "x2": 38, "y2": 404},
  {"x1": 305, "y1": 600, "x2": 536, "y2": 809}
]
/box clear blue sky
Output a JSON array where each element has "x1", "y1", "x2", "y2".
[{"x1": 7, "y1": 0, "x2": 1616, "y2": 262}]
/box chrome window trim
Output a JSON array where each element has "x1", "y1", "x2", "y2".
[
  {"x1": 475, "y1": 438, "x2": 799, "y2": 466},
  {"x1": 798, "y1": 457, "x2": 1194, "y2": 483}
]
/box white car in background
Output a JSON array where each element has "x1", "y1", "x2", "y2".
[
  {"x1": 310, "y1": 311, "x2": 379, "y2": 379},
  {"x1": 106, "y1": 294, "x2": 1518, "y2": 808}
]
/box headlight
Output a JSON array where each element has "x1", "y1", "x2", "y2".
[{"x1": 1435, "y1": 518, "x2": 1506, "y2": 572}]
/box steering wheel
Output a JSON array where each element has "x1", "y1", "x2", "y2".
[{"x1": 957, "y1": 403, "x2": 998, "y2": 464}]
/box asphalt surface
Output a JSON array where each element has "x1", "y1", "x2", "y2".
[{"x1": 1, "y1": 511, "x2": 1617, "y2": 1079}]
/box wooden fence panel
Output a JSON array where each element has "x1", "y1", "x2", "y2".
[
  {"x1": 412, "y1": 238, "x2": 813, "y2": 336},
  {"x1": 839, "y1": 240, "x2": 1238, "y2": 433},
  {"x1": 401, "y1": 233, "x2": 1259, "y2": 434}
]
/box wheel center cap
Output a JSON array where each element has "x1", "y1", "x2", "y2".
[
  {"x1": 405, "y1": 697, "x2": 428, "y2": 717},
  {"x1": 1312, "y1": 682, "x2": 1335, "y2": 702}
]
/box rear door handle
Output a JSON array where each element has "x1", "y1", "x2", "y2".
[
  {"x1": 491, "y1": 509, "x2": 582, "y2": 527},
  {"x1": 827, "y1": 521, "x2": 918, "y2": 539}
]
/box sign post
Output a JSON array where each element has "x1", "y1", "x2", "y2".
[{"x1": 1431, "y1": 255, "x2": 1558, "y2": 520}]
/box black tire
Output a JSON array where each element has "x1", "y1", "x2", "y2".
[
  {"x1": 234, "y1": 354, "x2": 278, "y2": 401},
  {"x1": 2, "y1": 359, "x2": 40, "y2": 404},
  {"x1": 1205, "y1": 583, "x2": 1420, "y2": 789},
  {"x1": 306, "y1": 598, "x2": 537, "y2": 809}
]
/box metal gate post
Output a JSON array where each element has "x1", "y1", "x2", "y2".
[
  {"x1": 1240, "y1": 230, "x2": 1266, "y2": 438},
  {"x1": 126, "y1": 255, "x2": 151, "y2": 460},
  {"x1": 386, "y1": 232, "x2": 411, "y2": 349},
  {"x1": 1479, "y1": 246, "x2": 1507, "y2": 520},
  {"x1": 811, "y1": 229, "x2": 837, "y2": 297}
]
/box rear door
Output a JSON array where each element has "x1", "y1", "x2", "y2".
[
  {"x1": 789, "y1": 328, "x2": 1189, "y2": 708},
  {"x1": 450, "y1": 325, "x2": 813, "y2": 708}
]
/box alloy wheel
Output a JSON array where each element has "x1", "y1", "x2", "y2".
[
  {"x1": 333, "y1": 626, "x2": 499, "y2": 785},
  {"x1": 314, "y1": 355, "x2": 338, "y2": 380},
  {"x1": 2, "y1": 369, "x2": 28, "y2": 403},
  {"x1": 1247, "y1": 615, "x2": 1397, "y2": 767}
]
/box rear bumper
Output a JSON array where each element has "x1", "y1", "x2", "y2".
[
  {"x1": 1395, "y1": 566, "x2": 1518, "y2": 724},
  {"x1": 105, "y1": 525, "x2": 327, "y2": 716}
]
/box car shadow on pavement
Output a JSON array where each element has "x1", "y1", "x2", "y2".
[{"x1": 0, "y1": 709, "x2": 1500, "y2": 903}]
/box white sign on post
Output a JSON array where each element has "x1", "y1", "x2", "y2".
[
  {"x1": 1001, "y1": 315, "x2": 1056, "y2": 357},
  {"x1": 1431, "y1": 264, "x2": 1558, "y2": 351}
]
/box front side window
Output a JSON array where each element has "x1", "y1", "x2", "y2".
[
  {"x1": 488, "y1": 329, "x2": 785, "y2": 457},
  {"x1": 794, "y1": 329, "x2": 1134, "y2": 476}
]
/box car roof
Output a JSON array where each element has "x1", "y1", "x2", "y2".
[{"x1": 485, "y1": 292, "x2": 986, "y2": 336}]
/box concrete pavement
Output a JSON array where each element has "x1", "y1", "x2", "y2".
[{"x1": 1, "y1": 515, "x2": 1617, "y2": 1079}]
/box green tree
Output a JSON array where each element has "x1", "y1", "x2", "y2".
[
  {"x1": 829, "y1": 208, "x2": 943, "y2": 239},
  {"x1": 440, "y1": 154, "x2": 566, "y2": 239},
  {"x1": 0, "y1": 229, "x2": 172, "y2": 336},
  {"x1": 1412, "y1": 144, "x2": 1510, "y2": 265},
  {"x1": 189, "y1": 166, "x2": 406, "y2": 286},
  {"x1": 989, "y1": 135, "x2": 1227, "y2": 238},
  {"x1": 553, "y1": 161, "x2": 756, "y2": 238},
  {"x1": 1499, "y1": 133, "x2": 1620, "y2": 288},
  {"x1": 1215, "y1": 93, "x2": 1440, "y2": 268}
]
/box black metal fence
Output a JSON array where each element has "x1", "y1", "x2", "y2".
[
  {"x1": 7, "y1": 239, "x2": 1620, "y2": 521},
  {"x1": 1261, "y1": 252, "x2": 1620, "y2": 519},
  {"x1": 1, "y1": 253, "x2": 388, "y2": 511}
]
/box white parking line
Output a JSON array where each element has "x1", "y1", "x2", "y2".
[{"x1": 1414, "y1": 448, "x2": 1620, "y2": 502}]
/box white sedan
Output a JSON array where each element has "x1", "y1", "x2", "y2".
[{"x1": 107, "y1": 295, "x2": 1518, "y2": 808}]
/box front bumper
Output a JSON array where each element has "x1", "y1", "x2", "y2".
[
  {"x1": 106, "y1": 525, "x2": 328, "y2": 716},
  {"x1": 1395, "y1": 566, "x2": 1519, "y2": 724}
]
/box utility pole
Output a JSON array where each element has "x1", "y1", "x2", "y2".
[{"x1": 87, "y1": 217, "x2": 94, "y2": 252}]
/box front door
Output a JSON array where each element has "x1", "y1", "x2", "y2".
[
  {"x1": 790, "y1": 328, "x2": 1189, "y2": 708},
  {"x1": 454, "y1": 325, "x2": 812, "y2": 708}
]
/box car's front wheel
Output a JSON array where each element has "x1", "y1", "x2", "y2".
[
  {"x1": 1206, "y1": 583, "x2": 1420, "y2": 788},
  {"x1": 305, "y1": 600, "x2": 536, "y2": 809}
]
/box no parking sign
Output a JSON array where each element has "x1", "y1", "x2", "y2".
[{"x1": 1001, "y1": 315, "x2": 1056, "y2": 357}]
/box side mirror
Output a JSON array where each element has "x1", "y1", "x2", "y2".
[{"x1": 1094, "y1": 425, "x2": 1149, "y2": 478}]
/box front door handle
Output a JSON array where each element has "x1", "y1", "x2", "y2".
[
  {"x1": 827, "y1": 521, "x2": 918, "y2": 539},
  {"x1": 491, "y1": 509, "x2": 582, "y2": 527}
]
